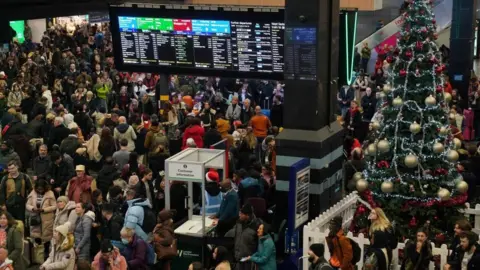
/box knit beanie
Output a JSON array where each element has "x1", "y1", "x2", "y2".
[
  {"x1": 57, "y1": 196, "x2": 69, "y2": 204},
  {"x1": 55, "y1": 222, "x2": 71, "y2": 237},
  {"x1": 309, "y1": 243, "x2": 325, "y2": 257}
]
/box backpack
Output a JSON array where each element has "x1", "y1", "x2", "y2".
[
  {"x1": 133, "y1": 201, "x2": 156, "y2": 234},
  {"x1": 150, "y1": 131, "x2": 168, "y2": 152},
  {"x1": 138, "y1": 240, "x2": 156, "y2": 265},
  {"x1": 335, "y1": 236, "x2": 361, "y2": 265}
]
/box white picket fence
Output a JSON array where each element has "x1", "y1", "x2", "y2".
[{"x1": 302, "y1": 191, "x2": 480, "y2": 270}]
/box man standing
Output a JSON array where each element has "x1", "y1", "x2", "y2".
[
  {"x1": 50, "y1": 151, "x2": 75, "y2": 196},
  {"x1": 48, "y1": 117, "x2": 70, "y2": 149},
  {"x1": 113, "y1": 139, "x2": 131, "y2": 170},
  {"x1": 226, "y1": 204, "x2": 258, "y2": 270},
  {"x1": 360, "y1": 42, "x2": 371, "y2": 72},
  {"x1": 325, "y1": 216, "x2": 353, "y2": 270},
  {"x1": 0, "y1": 160, "x2": 32, "y2": 222},
  {"x1": 33, "y1": 144, "x2": 52, "y2": 181},
  {"x1": 308, "y1": 243, "x2": 333, "y2": 270},
  {"x1": 226, "y1": 96, "x2": 242, "y2": 123},
  {"x1": 66, "y1": 165, "x2": 94, "y2": 203},
  {"x1": 445, "y1": 231, "x2": 480, "y2": 270},
  {"x1": 249, "y1": 106, "x2": 272, "y2": 151}
]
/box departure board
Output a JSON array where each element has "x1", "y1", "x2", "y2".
[{"x1": 111, "y1": 9, "x2": 285, "y2": 79}]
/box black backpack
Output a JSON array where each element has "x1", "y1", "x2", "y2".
[
  {"x1": 336, "y1": 236, "x2": 361, "y2": 265},
  {"x1": 133, "y1": 201, "x2": 156, "y2": 234}
]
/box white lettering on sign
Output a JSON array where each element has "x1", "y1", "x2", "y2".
[{"x1": 167, "y1": 163, "x2": 203, "y2": 181}]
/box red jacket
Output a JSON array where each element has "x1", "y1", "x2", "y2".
[
  {"x1": 182, "y1": 125, "x2": 205, "y2": 149},
  {"x1": 67, "y1": 175, "x2": 93, "y2": 203}
]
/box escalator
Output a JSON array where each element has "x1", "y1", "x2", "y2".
[{"x1": 354, "y1": 0, "x2": 452, "y2": 73}]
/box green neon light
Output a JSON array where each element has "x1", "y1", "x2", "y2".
[
  {"x1": 345, "y1": 11, "x2": 358, "y2": 85},
  {"x1": 349, "y1": 12, "x2": 358, "y2": 85}
]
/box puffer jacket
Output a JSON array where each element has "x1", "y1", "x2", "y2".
[
  {"x1": 53, "y1": 201, "x2": 78, "y2": 233},
  {"x1": 225, "y1": 218, "x2": 258, "y2": 261},
  {"x1": 74, "y1": 210, "x2": 95, "y2": 260},
  {"x1": 124, "y1": 198, "x2": 152, "y2": 241},
  {"x1": 26, "y1": 190, "x2": 57, "y2": 242},
  {"x1": 41, "y1": 233, "x2": 76, "y2": 270},
  {"x1": 92, "y1": 247, "x2": 127, "y2": 270},
  {"x1": 114, "y1": 124, "x2": 137, "y2": 152}
]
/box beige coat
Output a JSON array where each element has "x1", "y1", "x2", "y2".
[
  {"x1": 113, "y1": 125, "x2": 137, "y2": 152},
  {"x1": 53, "y1": 201, "x2": 78, "y2": 233},
  {"x1": 42, "y1": 234, "x2": 76, "y2": 270},
  {"x1": 26, "y1": 190, "x2": 56, "y2": 242}
]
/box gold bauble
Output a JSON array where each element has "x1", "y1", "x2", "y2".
[
  {"x1": 432, "y1": 142, "x2": 444, "y2": 154},
  {"x1": 371, "y1": 121, "x2": 381, "y2": 131},
  {"x1": 367, "y1": 144, "x2": 377, "y2": 156},
  {"x1": 379, "y1": 92, "x2": 386, "y2": 99},
  {"x1": 438, "y1": 188, "x2": 451, "y2": 201},
  {"x1": 446, "y1": 150, "x2": 459, "y2": 162},
  {"x1": 353, "y1": 172, "x2": 364, "y2": 181},
  {"x1": 456, "y1": 180, "x2": 469, "y2": 193},
  {"x1": 404, "y1": 154, "x2": 419, "y2": 168},
  {"x1": 383, "y1": 83, "x2": 392, "y2": 93},
  {"x1": 356, "y1": 179, "x2": 368, "y2": 192},
  {"x1": 393, "y1": 97, "x2": 403, "y2": 107},
  {"x1": 453, "y1": 138, "x2": 462, "y2": 150},
  {"x1": 449, "y1": 113, "x2": 456, "y2": 120},
  {"x1": 425, "y1": 95, "x2": 437, "y2": 106},
  {"x1": 377, "y1": 140, "x2": 390, "y2": 153},
  {"x1": 444, "y1": 92, "x2": 452, "y2": 103},
  {"x1": 409, "y1": 122, "x2": 421, "y2": 134},
  {"x1": 439, "y1": 126, "x2": 448, "y2": 135},
  {"x1": 381, "y1": 181, "x2": 394, "y2": 193}
]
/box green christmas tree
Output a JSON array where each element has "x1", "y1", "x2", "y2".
[{"x1": 351, "y1": 0, "x2": 468, "y2": 240}]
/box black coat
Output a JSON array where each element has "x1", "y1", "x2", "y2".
[
  {"x1": 96, "y1": 164, "x2": 120, "y2": 198},
  {"x1": 74, "y1": 112, "x2": 93, "y2": 137},
  {"x1": 361, "y1": 94, "x2": 377, "y2": 121},
  {"x1": 270, "y1": 103, "x2": 283, "y2": 127},
  {"x1": 102, "y1": 213, "x2": 124, "y2": 241},
  {"x1": 98, "y1": 138, "x2": 116, "y2": 158},
  {"x1": 3, "y1": 120, "x2": 27, "y2": 141},
  {"x1": 26, "y1": 119, "x2": 44, "y2": 139},
  {"x1": 48, "y1": 125, "x2": 70, "y2": 149},
  {"x1": 50, "y1": 160, "x2": 75, "y2": 193},
  {"x1": 203, "y1": 128, "x2": 222, "y2": 148},
  {"x1": 454, "y1": 244, "x2": 480, "y2": 270},
  {"x1": 32, "y1": 156, "x2": 52, "y2": 180}
]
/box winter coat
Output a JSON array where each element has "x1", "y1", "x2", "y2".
[
  {"x1": 54, "y1": 201, "x2": 78, "y2": 233},
  {"x1": 144, "y1": 126, "x2": 168, "y2": 153},
  {"x1": 48, "y1": 125, "x2": 71, "y2": 149},
  {"x1": 225, "y1": 218, "x2": 258, "y2": 261},
  {"x1": 41, "y1": 233, "x2": 76, "y2": 270},
  {"x1": 101, "y1": 213, "x2": 124, "y2": 241},
  {"x1": 97, "y1": 164, "x2": 120, "y2": 197},
  {"x1": 0, "y1": 149, "x2": 21, "y2": 168},
  {"x1": 182, "y1": 125, "x2": 204, "y2": 149},
  {"x1": 250, "y1": 235, "x2": 276, "y2": 270},
  {"x1": 122, "y1": 234, "x2": 148, "y2": 270},
  {"x1": 114, "y1": 124, "x2": 137, "y2": 152},
  {"x1": 133, "y1": 125, "x2": 148, "y2": 156},
  {"x1": 98, "y1": 138, "x2": 117, "y2": 159},
  {"x1": 401, "y1": 240, "x2": 432, "y2": 270},
  {"x1": 326, "y1": 229, "x2": 353, "y2": 270},
  {"x1": 26, "y1": 190, "x2": 56, "y2": 242},
  {"x1": 60, "y1": 136, "x2": 81, "y2": 157},
  {"x1": 92, "y1": 247, "x2": 127, "y2": 270},
  {"x1": 50, "y1": 160, "x2": 75, "y2": 193},
  {"x1": 124, "y1": 198, "x2": 152, "y2": 241},
  {"x1": 66, "y1": 175, "x2": 94, "y2": 203},
  {"x1": 74, "y1": 211, "x2": 95, "y2": 260},
  {"x1": 7, "y1": 223, "x2": 27, "y2": 270},
  {"x1": 203, "y1": 128, "x2": 222, "y2": 148},
  {"x1": 226, "y1": 104, "x2": 241, "y2": 121},
  {"x1": 32, "y1": 155, "x2": 52, "y2": 180}
]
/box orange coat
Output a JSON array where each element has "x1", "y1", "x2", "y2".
[
  {"x1": 326, "y1": 230, "x2": 354, "y2": 270},
  {"x1": 249, "y1": 115, "x2": 271, "y2": 138}
]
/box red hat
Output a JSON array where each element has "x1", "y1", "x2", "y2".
[{"x1": 205, "y1": 169, "x2": 219, "y2": 183}]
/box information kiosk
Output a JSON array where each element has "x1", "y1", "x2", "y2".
[{"x1": 165, "y1": 148, "x2": 226, "y2": 268}]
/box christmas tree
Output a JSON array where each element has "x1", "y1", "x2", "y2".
[{"x1": 351, "y1": 0, "x2": 468, "y2": 240}]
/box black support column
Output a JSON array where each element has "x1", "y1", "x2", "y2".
[
  {"x1": 448, "y1": 0, "x2": 477, "y2": 98},
  {"x1": 275, "y1": 0, "x2": 344, "y2": 252}
]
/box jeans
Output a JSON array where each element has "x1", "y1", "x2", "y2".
[
  {"x1": 340, "y1": 106, "x2": 349, "y2": 119},
  {"x1": 361, "y1": 58, "x2": 369, "y2": 73}
]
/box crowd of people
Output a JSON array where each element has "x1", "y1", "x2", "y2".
[{"x1": 0, "y1": 17, "x2": 285, "y2": 270}]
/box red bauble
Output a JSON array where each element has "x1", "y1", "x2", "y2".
[
  {"x1": 432, "y1": 19, "x2": 436, "y2": 24},
  {"x1": 394, "y1": 48, "x2": 400, "y2": 56},
  {"x1": 435, "y1": 233, "x2": 446, "y2": 244},
  {"x1": 416, "y1": 41, "x2": 423, "y2": 50},
  {"x1": 435, "y1": 66, "x2": 443, "y2": 74},
  {"x1": 430, "y1": 56, "x2": 438, "y2": 63},
  {"x1": 400, "y1": 69, "x2": 407, "y2": 77},
  {"x1": 409, "y1": 216, "x2": 417, "y2": 228},
  {"x1": 386, "y1": 56, "x2": 394, "y2": 63},
  {"x1": 405, "y1": 51, "x2": 412, "y2": 59},
  {"x1": 436, "y1": 85, "x2": 443, "y2": 92},
  {"x1": 441, "y1": 64, "x2": 446, "y2": 71},
  {"x1": 433, "y1": 33, "x2": 438, "y2": 40}
]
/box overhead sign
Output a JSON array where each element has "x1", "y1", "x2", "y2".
[{"x1": 168, "y1": 162, "x2": 203, "y2": 182}]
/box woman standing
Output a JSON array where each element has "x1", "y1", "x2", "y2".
[
  {"x1": 162, "y1": 102, "x2": 179, "y2": 141},
  {"x1": 73, "y1": 203, "x2": 95, "y2": 260},
  {"x1": 121, "y1": 152, "x2": 146, "y2": 180},
  {"x1": 368, "y1": 208, "x2": 397, "y2": 266},
  {"x1": 246, "y1": 222, "x2": 276, "y2": 270},
  {"x1": 98, "y1": 127, "x2": 116, "y2": 159},
  {"x1": 40, "y1": 222, "x2": 75, "y2": 270},
  {"x1": 363, "y1": 231, "x2": 389, "y2": 270},
  {"x1": 0, "y1": 211, "x2": 27, "y2": 270},
  {"x1": 401, "y1": 228, "x2": 432, "y2": 270},
  {"x1": 26, "y1": 180, "x2": 57, "y2": 258},
  {"x1": 211, "y1": 246, "x2": 231, "y2": 270},
  {"x1": 53, "y1": 196, "x2": 78, "y2": 233}
]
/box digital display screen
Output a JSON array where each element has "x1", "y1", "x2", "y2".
[
  {"x1": 285, "y1": 27, "x2": 317, "y2": 80},
  {"x1": 110, "y1": 7, "x2": 285, "y2": 79},
  {"x1": 9, "y1": 20, "x2": 25, "y2": 44}
]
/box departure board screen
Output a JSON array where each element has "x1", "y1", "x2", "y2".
[{"x1": 110, "y1": 7, "x2": 285, "y2": 79}]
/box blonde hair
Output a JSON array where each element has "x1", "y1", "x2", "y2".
[{"x1": 369, "y1": 207, "x2": 391, "y2": 235}]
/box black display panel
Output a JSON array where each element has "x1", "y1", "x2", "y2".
[{"x1": 110, "y1": 7, "x2": 285, "y2": 79}]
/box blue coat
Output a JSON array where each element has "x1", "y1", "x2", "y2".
[
  {"x1": 124, "y1": 198, "x2": 151, "y2": 241},
  {"x1": 250, "y1": 235, "x2": 277, "y2": 270}
]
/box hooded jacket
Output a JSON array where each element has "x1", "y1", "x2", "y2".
[
  {"x1": 114, "y1": 123, "x2": 137, "y2": 152},
  {"x1": 42, "y1": 233, "x2": 76, "y2": 270},
  {"x1": 250, "y1": 234, "x2": 277, "y2": 270},
  {"x1": 74, "y1": 210, "x2": 96, "y2": 260},
  {"x1": 54, "y1": 201, "x2": 78, "y2": 233},
  {"x1": 7, "y1": 222, "x2": 27, "y2": 270},
  {"x1": 182, "y1": 124, "x2": 204, "y2": 149},
  {"x1": 92, "y1": 247, "x2": 127, "y2": 270},
  {"x1": 122, "y1": 234, "x2": 148, "y2": 270},
  {"x1": 144, "y1": 125, "x2": 168, "y2": 153},
  {"x1": 124, "y1": 198, "x2": 152, "y2": 241},
  {"x1": 226, "y1": 217, "x2": 258, "y2": 261},
  {"x1": 26, "y1": 190, "x2": 57, "y2": 242},
  {"x1": 97, "y1": 164, "x2": 121, "y2": 197},
  {"x1": 42, "y1": 89, "x2": 53, "y2": 110}
]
